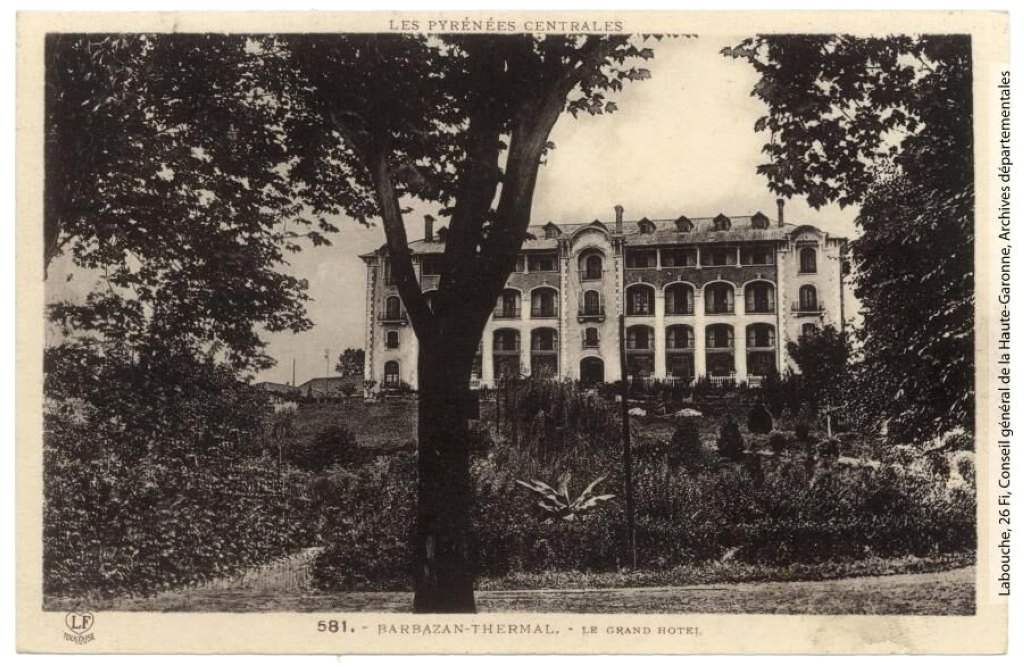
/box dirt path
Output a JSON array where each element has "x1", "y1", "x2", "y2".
[{"x1": 102, "y1": 566, "x2": 974, "y2": 615}]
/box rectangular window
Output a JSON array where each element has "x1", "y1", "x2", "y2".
[
  {"x1": 661, "y1": 248, "x2": 697, "y2": 267},
  {"x1": 527, "y1": 254, "x2": 557, "y2": 272},
  {"x1": 742, "y1": 247, "x2": 774, "y2": 265},
  {"x1": 420, "y1": 255, "x2": 444, "y2": 276},
  {"x1": 626, "y1": 250, "x2": 657, "y2": 268},
  {"x1": 703, "y1": 248, "x2": 736, "y2": 266}
]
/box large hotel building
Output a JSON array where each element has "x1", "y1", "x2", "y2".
[{"x1": 361, "y1": 201, "x2": 847, "y2": 390}]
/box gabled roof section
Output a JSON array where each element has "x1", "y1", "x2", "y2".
[
  {"x1": 637, "y1": 217, "x2": 656, "y2": 234},
  {"x1": 542, "y1": 221, "x2": 562, "y2": 239},
  {"x1": 674, "y1": 215, "x2": 693, "y2": 232},
  {"x1": 713, "y1": 213, "x2": 731, "y2": 231},
  {"x1": 750, "y1": 211, "x2": 770, "y2": 229}
]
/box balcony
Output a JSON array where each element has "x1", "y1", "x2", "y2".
[
  {"x1": 705, "y1": 303, "x2": 734, "y2": 315},
  {"x1": 493, "y1": 307, "x2": 521, "y2": 320},
  {"x1": 745, "y1": 301, "x2": 775, "y2": 315},
  {"x1": 792, "y1": 302, "x2": 825, "y2": 316},
  {"x1": 578, "y1": 305, "x2": 606, "y2": 323},
  {"x1": 378, "y1": 313, "x2": 408, "y2": 325},
  {"x1": 531, "y1": 307, "x2": 558, "y2": 319}
]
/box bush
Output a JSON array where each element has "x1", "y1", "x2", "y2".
[
  {"x1": 769, "y1": 432, "x2": 787, "y2": 456},
  {"x1": 795, "y1": 420, "x2": 813, "y2": 444},
  {"x1": 310, "y1": 456, "x2": 416, "y2": 591},
  {"x1": 760, "y1": 370, "x2": 786, "y2": 418},
  {"x1": 717, "y1": 417, "x2": 745, "y2": 461},
  {"x1": 295, "y1": 425, "x2": 359, "y2": 471},
  {"x1": 44, "y1": 415, "x2": 316, "y2": 599},
  {"x1": 670, "y1": 418, "x2": 704, "y2": 471},
  {"x1": 747, "y1": 404, "x2": 773, "y2": 434}
]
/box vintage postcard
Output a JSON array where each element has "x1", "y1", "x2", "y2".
[{"x1": 15, "y1": 9, "x2": 1011, "y2": 654}]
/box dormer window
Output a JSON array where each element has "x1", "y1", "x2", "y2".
[
  {"x1": 543, "y1": 222, "x2": 561, "y2": 239},
  {"x1": 637, "y1": 217, "x2": 656, "y2": 234},
  {"x1": 675, "y1": 216, "x2": 693, "y2": 232},
  {"x1": 751, "y1": 212, "x2": 769, "y2": 229},
  {"x1": 713, "y1": 214, "x2": 731, "y2": 231}
]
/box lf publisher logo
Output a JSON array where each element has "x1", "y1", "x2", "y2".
[{"x1": 63, "y1": 611, "x2": 96, "y2": 645}]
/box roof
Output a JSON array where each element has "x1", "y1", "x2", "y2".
[
  {"x1": 362, "y1": 213, "x2": 843, "y2": 258},
  {"x1": 255, "y1": 381, "x2": 298, "y2": 395},
  {"x1": 299, "y1": 376, "x2": 361, "y2": 388}
]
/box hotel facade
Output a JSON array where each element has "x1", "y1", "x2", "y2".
[{"x1": 361, "y1": 201, "x2": 847, "y2": 390}]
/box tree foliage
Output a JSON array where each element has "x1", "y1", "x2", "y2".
[
  {"x1": 334, "y1": 348, "x2": 365, "y2": 378},
  {"x1": 45, "y1": 34, "x2": 326, "y2": 371},
  {"x1": 725, "y1": 34, "x2": 973, "y2": 440},
  {"x1": 786, "y1": 324, "x2": 851, "y2": 413}
]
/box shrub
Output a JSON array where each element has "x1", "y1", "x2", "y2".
[
  {"x1": 795, "y1": 420, "x2": 813, "y2": 444},
  {"x1": 769, "y1": 432, "x2": 787, "y2": 456},
  {"x1": 670, "y1": 418, "x2": 704, "y2": 471},
  {"x1": 717, "y1": 417, "x2": 745, "y2": 461},
  {"x1": 44, "y1": 415, "x2": 316, "y2": 599},
  {"x1": 760, "y1": 370, "x2": 786, "y2": 418},
  {"x1": 747, "y1": 404, "x2": 773, "y2": 434},
  {"x1": 296, "y1": 425, "x2": 359, "y2": 471}
]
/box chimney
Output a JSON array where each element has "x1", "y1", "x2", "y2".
[
  {"x1": 614, "y1": 205, "x2": 624, "y2": 234},
  {"x1": 776, "y1": 198, "x2": 785, "y2": 227},
  {"x1": 424, "y1": 214, "x2": 435, "y2": 241}
]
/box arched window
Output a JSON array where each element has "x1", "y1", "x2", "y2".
[
  {"x1": 385, "y1": 330, "x2": 400, "y2": 349},
  {"x1": 582, "y1": 290, "x2": 602, "y2": 316},
  {"x1": 531, "y1": 287, "x2": 558, "y2": 318},
  {"x1": 626, "y1": 325, "x2": 654, "y2": 350},
  {"x1": 495, "y1": 289, "x2": 521, "y2": 319},
  {"x1": 667, "y1": 325, "x2": 694, "y2": 349},
  {"x1": 704, "y1": 282, "x2": 735, "y2": 314},
  {"x1": 665, "y1": 283, "x2": 694, "y2": 315},
  {"x1": 799, "y1": 285, "x2": 818, "y2": 311},
  {"x1": 580, "y1": 253, "x2": 603, "y2": 280},
  {"x1": 493, "y1": 329, "x2": 521, "y2": 380},
  {"x1": 747, "y1": 324, "x2": 775, "y2": 348},
  {"x1": 744, "y1": 282, "x2": 775, "y2": 314},
  {"x1": 583, "y1": 327, "x2": 600, "y2": 348},
  {"x1": 383, "y1": 361, "x2": 400, "y2": 387},
  {"x1": 493, "y1": 329, "x2": 520, "y2": 351},
  {"x1": 626, "y1": 284, "x2": 655, "y2": 316},
  {"x1": 799, "y1": 247, "x2": 817, "y2": 273},
  {"x1": 706, "y1": 324, "x2": 734, "y2": 349},
  {"x1": 531, "y1": 328, "x2": 558, "y2": 351},
  {"x1": 384, "y1": 295, "x2": 402, "y2": 321},
  {"x1": 530, "y1": 328, "x2": 559, "y2": 378}
]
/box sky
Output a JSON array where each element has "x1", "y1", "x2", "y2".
[{"x1": 251, "y1": 35, "x2": 861, "y2": 386}]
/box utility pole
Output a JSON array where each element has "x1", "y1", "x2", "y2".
[{"x1": 618, "y1": 313, "x2": 637, "y2": 569}]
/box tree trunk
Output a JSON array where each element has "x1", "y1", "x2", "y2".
[{"x1": 412, "y1": 336, "x2": 477, "y2": 613}]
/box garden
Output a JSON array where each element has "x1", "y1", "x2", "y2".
[{"x1": 42, "y1": 344, "x2": 975, "y2": 607}]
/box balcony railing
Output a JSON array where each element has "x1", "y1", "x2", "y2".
[
  {"x1": 493, "y1": 345, "x2": 521, "y2": 354},
  {"x1": 379, "y1": 313, "x2": 408, "y2": 325},
  {"x1": 625, "y1": 343, "x2": 655, "y2": 351},
  {"x1": 582, "y1": 338, "x2": 600, "y2": 348},
  {"x1": 705, "y1": 303, "x2": 734, "y2": 315},
  {"x1": 792, "y1": 302, "x2": 825, "y2": 314},
  {"x1": 578, "y1": 305, "x2": 606, "y2": 322},
  {"x1": 665, "y1": 305, "x2": 694, "y2": 316},
  {"x1": 493, "y1": 307, "x2": 521, "y2": 319},
  {"x1": 579, "y1": 270, "x2": 603, "y2": 281},
  {"x1": 745, "y1": 302, "x2": 775, "y2": 314},
  {"x1": 531, "y1": 306, "x2": 558, "y2": 318}
]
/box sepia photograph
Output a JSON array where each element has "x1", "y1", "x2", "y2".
[{"x1": 15, "y1": 9, "x2": 1010, "y2": 655}]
